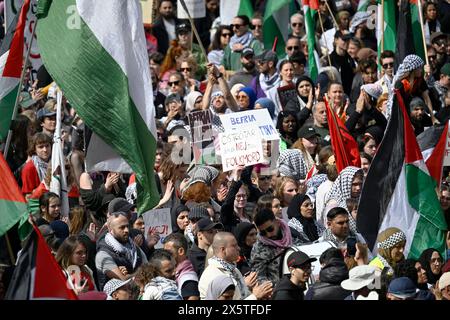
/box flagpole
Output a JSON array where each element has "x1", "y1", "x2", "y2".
[
  {"x1": 324, "y1": 1, "x2": 339, "y2": 30},
  {"x1": 416, "y1": 0, "x2": 429, "y2": 65},
  {"x1": 3, "y1": 19, "x2": 38, "y2": 159},
  {"x1": 381, "y1": 0, "x2": 385, "y2": 52},
  {"x1": 317, "y1": 10, "x2": 333, "y2": 77},
  {"x1": 178, "y1": 0, "x2": 209, "y2": 63},
  {"x1": 324, "y1": 94, "x2": 349, "y2": 165}
]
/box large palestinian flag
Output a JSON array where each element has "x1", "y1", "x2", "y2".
[{"x1": 357, "y1": 90, "x2": 448, "y2": 259}]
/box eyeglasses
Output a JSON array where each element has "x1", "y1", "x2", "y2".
[
  {"x1": 168, "y1": 80, "x2": 180, "y2": 86},
  {"x1": 259, "y1": 225, "x2": 275, "y2": 236},
  {"x1": 230, "y1": 24, "x2": 243, "y2": 29},
  {"x1": 180, "y1": 67, "x2": 191, "y2": 72},
  {"x1": 221, "y1": 33, "x2": 232, "y2": 37},
  {"x1": 434, "y1": 39, "x2": 447, "y2": 46},
  {"x1": 287, "y1": 46, "x2": 300, "y2": 51},
  {"x1": 382, "y1": 62, "x2": 394, "y2": 69},
  {"x1": 291, "y1": 23, "x2": 302, "y2": 28}
]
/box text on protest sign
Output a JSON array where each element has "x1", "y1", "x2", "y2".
[
  {"x1": 177, "y1": 0, "x2": 206, "y2": 19},
  {"x1": 218, "y1": 126, "x2": 264, "y2": 172},
  {"x1": 188, "y1": 109, "x2": 213, "y2": 143},
  {"x1": 219, "y1": 109, "x2": 279, "y2": 141},
  {"x1": 142, "y1": 208, "x2": 172, "y2": 249}
]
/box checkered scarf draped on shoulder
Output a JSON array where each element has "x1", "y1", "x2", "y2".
[{"x1": 277, "y1": 149, "x2": 308, "y2": 181}]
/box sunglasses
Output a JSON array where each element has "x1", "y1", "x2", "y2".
[
  {"x1": 250, "y1": 24, "x2": 262, "y2": 30},
  {"x1": 287, "y1": 46, "x2": 300, "y2": 51},
  {"x1": 259, "y1": 225, "x2": 275, "y2": 236},
  {"x1": 434, "y1": 40, "x2": 447, "y2": 46},
  {"x1": 221, "y1": 32, "x2": 232, "y2": 37},
  {"x1": 230, "y1": 24, "x2": 243, "y2": 29},
  {"x1": 382, "y1": 62, "x2": 394, "y2": 69},
  {"x1": 180, "y1": 67, "x2": 191, "y2": 72},
  {"x1": 168, "y1": 80, "x2": 180, "y2": 86},
  {"x1": 258, "y1": 176, "x2": 271, "y2": 181},
  {"x1": 428, "y1": 55, "x2": 437, "y2": 60},
  {"x1": 291, "y1": 23, "x2": 303, "y2": 27}
]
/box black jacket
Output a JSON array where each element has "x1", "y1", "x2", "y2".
[
  {"x1": 187, "y1": 242, "x2": 207, "y2": 278},
  {"x1": 272, "y1": 275, "x2": 305, "y2": 300},
  {"x1": 152, "y1": 17, "x2": 179, "y2": 55},
  {"x1": 305, "y1": 258, "x2": 350, "y2": 300}
]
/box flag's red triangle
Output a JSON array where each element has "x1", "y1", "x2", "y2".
[
  {"x1": 426, "y1": 121, "x2": 448, "y2": 184},
  {"x1": 0, "y1": 152, "x2": 26, "y2": 203},
  {"x1": 2, "y1": 0, "x2": 30, "y2": 78},
  {"x1": 32, "y1": 224, "x2": 78, "y2": 300}
]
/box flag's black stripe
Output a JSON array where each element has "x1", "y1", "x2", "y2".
[
  {"x1": 417, "y1": 124, "x2": 446, "y2": 153},
  {"x1": 357, "y1": 100, "x2": 405, "y2": 251}
]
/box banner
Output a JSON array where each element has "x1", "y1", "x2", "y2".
[
  {"x1": 177, "y1": 0, "x2": 206, "y2": 19},
  {"x1": 218, "y1": 126, "x2": 264, "y2": 172},
  {"x1": 277, "y1": 83, "x2": 300, "y2": 110},
  {"x1": 142, "y1": 208, "x2": 172, "y2": 249},
  {"x1": 219, "y1": 108, "x2": 279, "y2": 141}
]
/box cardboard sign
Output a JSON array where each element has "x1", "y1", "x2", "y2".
[
  {"x1": 219, "y1": 109, "x2": 279, "y2": 141},
  {"x1": 218, "y1": 126, "x2": 264, "y2": 172},
  {"x1": 140, "y1": 0, "x2": 155, "y2": 25},
  {"x1": 177, "y1": 0, "x2": 206, "y2": 19},
  {"x1": 142, "y1": 208, "x2": 172, "y2": 249},
  {"x1": 188, "y1": 109, "x2": 213, "y2": 143},
  {"x1": 277, "y1": 83, "x2": 300, "y2": 110}
]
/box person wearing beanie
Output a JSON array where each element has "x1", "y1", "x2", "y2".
[
  {"x1": 408, "y1": 97, "x2": 432, "y2": 136},
  {"x1": 370, "y1": 227, "x2": 407, "y2": 275}
]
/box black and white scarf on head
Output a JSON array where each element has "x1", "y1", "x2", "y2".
[{"x1": 386, "y1": 55, "x2": 424, "y2": 119}]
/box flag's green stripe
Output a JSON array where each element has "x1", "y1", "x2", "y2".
[
  {"x1": 237, "y1": 0, "x2": 254, "y2": 17},
  {"x1": 410, "y1": 4, "x2": 425, "y2": 61},
  {"x1": 383, "y1": 1, "x2": 397, "y2": 51},
  {"x1": 37, "y1": 0, "x2": 158, "y2": 212},
  {"x1": 263, "y1": 16, "x2": 286, "y2": 57},
  {"x1": 406, "y1": 164, "x2": 448, "y2": 259},
  {"x1": 0, "y1": 84, "x2": 19, "y2": 141},
  {"x1": 305, "y1": 8, "x2": 318, "y2": 81},
  {"x1": 0, "y1": 199, "x2": 28, "y2": 237}
]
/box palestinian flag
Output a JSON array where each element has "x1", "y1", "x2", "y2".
[
  {"x1": 0, "y1": 151, "x2": 28, "y2": 237},
  {"x1": 36, "y1": 0, "x2": 159, "y2": 213},
  {"x1": 324, "y1": 98, "x2": 361, "y2": 173},
  {"x1": 357, "y1": 89, "x2": 448, "y2": 259},
  {"x1": 417, "y1": 122, "x2": 449, "y2": 186},
  {"x1": 0, "y1": 0, "x2": 30, "y2": 141},
  {"x1": 5, "y1": 223, "x2": 78, "y2": 300},
  {"x1": 263, "y1": 0, "x2": 294, "y2": 57},
  {"x1": 303, "y1": 0, "x2": 320, "y2": 81},
  {"x1": 410, "y1": 0, "x2": 425, "y2": 61},
  {"x1": 395, "y1": 0, "x2": 415, "y2": 68},
  {"x1": 220, "y1": 0, "x2": 254, "y2": 25},
  {"x1": 376, "y1": 0, "x2": 396, "y2": 69}
]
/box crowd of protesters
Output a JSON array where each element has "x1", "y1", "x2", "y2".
[{"x1": 1, "y1": 0, "x2": 450, "y2": 300}]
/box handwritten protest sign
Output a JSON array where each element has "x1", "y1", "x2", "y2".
[
  {"x1": 142, "y1": 208, "x2": 172, "y2": 249},
  {"x1": 177, "y1": 0, "x2": 206, "y2": 19},
  {"x1": 219, "y1": 109, "x2": 279, "y2": 141},
  {"x1": 218, "y1": 126, "x2": 264, "y2": 172},
  {"x1": 277, "y1": 83, "x2": 300, "y2": 110},
  {"x1": 188, "y1": 109, "x2": 213, "y2": 143}
]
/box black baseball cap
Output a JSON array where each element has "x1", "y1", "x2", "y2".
[
  {"x1": 287, "y1": 251, "x2": 317, "y2": 268},
  {"x1": 255, "y1": 50, "x2": 278, "y2": 63},
  {"x1": 176, "y1": 22, "x2": 191, "y2": 34},
  {"x1": 197, "y1": 218, "x2": 223, "y2": 232},
  {"x1": 297, "y1": 126, "x2": 320, "y2": 139}
]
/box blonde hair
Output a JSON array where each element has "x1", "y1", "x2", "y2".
[{"x1": 274, "y1": 176, "x2": 298, "y2": 207}]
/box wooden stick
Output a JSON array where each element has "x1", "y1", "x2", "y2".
[
  {"x1": 324, "y1": 1, "x2": 339, "y2": 29},
  {"x1": 317, "y1": 11, "x2": 333, "y2": 79},
  {"x1": 5, "y1": 233, "x2": 16, "y2": 265},
  {"x1": 416, "y1": 0, "x2": 429, "y2": 65},
  {"x1": 178, "y1": 0, "x2": 209, "y2": 63},
  {"x1": 4, "y1": 19, "x2": 37, "y2": 159}
]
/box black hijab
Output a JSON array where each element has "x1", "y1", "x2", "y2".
[
  {"x1": 296, "y1": 75, "x2": 314, "y2": 103},
  {"x1": 418, "y1": 248, "x2": 443, "y2": 285},
  {"x1": 233, "y1": 222, "x2": 255, "y2": 258},
  {"x1": 287, "y1": 193, "x2": 319, "y2": 241},
  {"x1": 170, "y1": 204, "x2": 190, "y2": 233}
]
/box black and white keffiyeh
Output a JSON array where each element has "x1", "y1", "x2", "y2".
[
  {"x1": 322, "y1": 166, "x2": 363, "y2": 233},
  {"x1": 349, "y1": 11, "x2": 371, "y2": 33},
  {"x1": 377, "y1": 231, "x2": 406, "y2": 250},
  {"x1": 105, "y1": 232, "x2": 138, "y2": 269},
  {"x1": 386, "y1": 55, "x2": 424, "y2": 118},
  {"x1": 277, "y1": 149, "x2": 308, "y2": 181},
  {"x1": 208, "y1": 256, "x2": 246, "y2": 297},
  {"x1": 32, "y1": 155, "x2": 49, "y2": 181}
]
